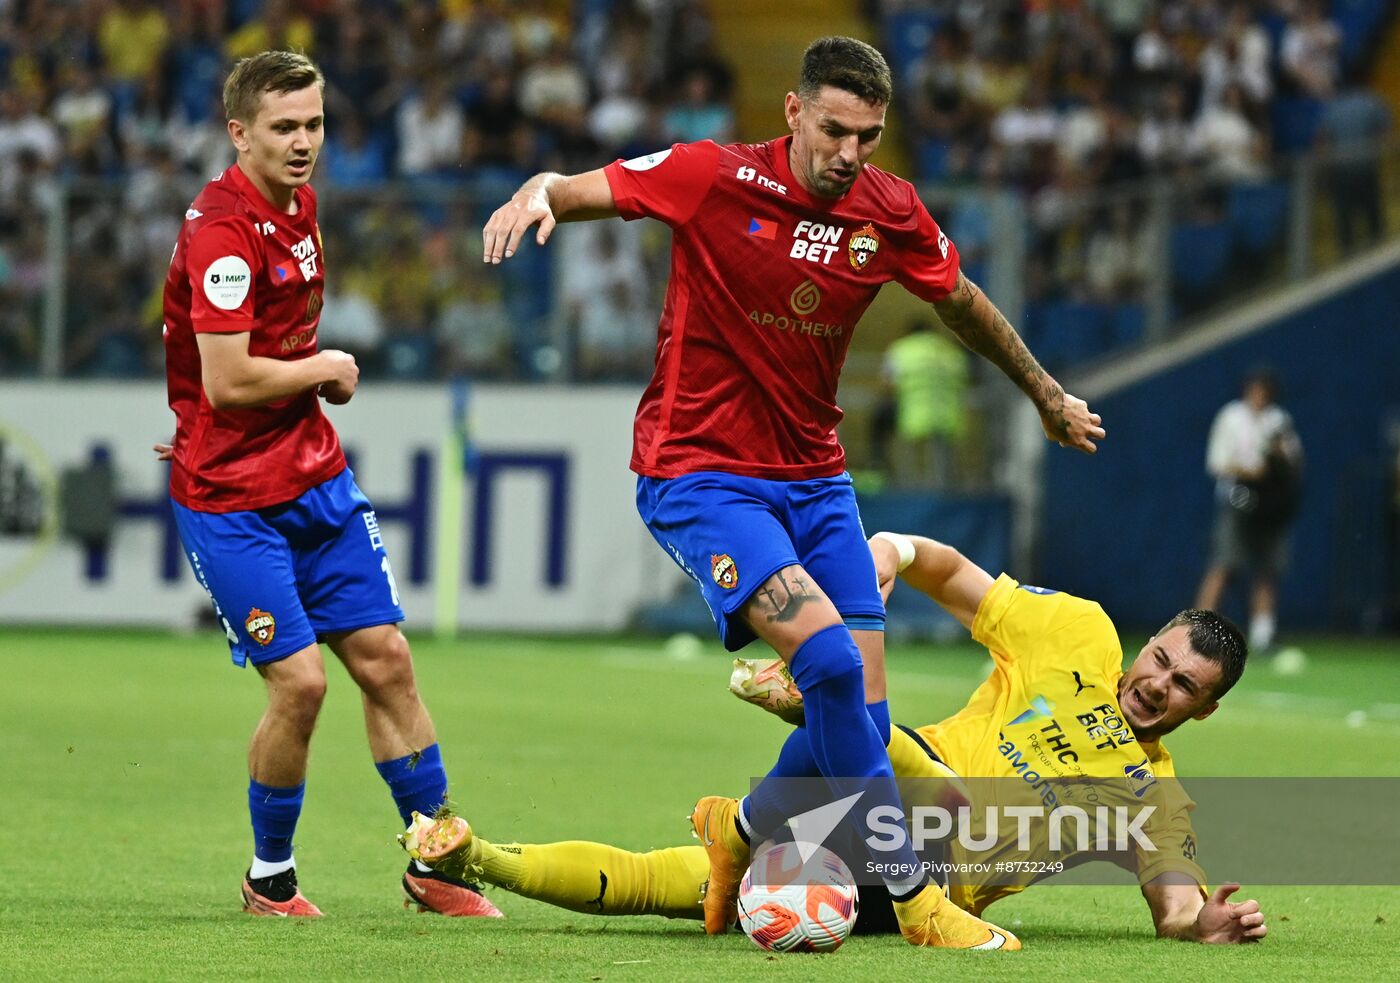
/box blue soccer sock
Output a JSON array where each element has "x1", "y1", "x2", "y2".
[
  {"x1": 789, "y1": 626, "x2": 927, "y2": 898},
  {"x1": 744, "y1": 726, "x2": 822, "y2": 837},
  {"x1": 375, "y1": 743, "x2": 449, "y2": 826},
  {"x1": 866, "y1": 698, "x2": 890, "y2": 745},
  {"x1": 742, "y1": 697, "x2": 893, "y2": 838},
  {"x1": 248, "y1": 779, "x2": 304, "y2": 867}
]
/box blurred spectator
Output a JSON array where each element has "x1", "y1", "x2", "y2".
[
  {"x1": 396, "y1": 76, "x2": 466, "y2": 178},
  {"x1": 224, "y1": 0, "x2": 315, "y2": 62},
  {"x1": 120, "y1": 144, "x2": 185, "y2": 273},
  {"x1": 589, "y1": 7, "x2": 658, "y2": 105},
  {"x1": 908, "y1": 28, "x2": 973, "y2": 144},
  {"x1": 557, "y1": 222, "x2": 654, "y2": 381},
  {"x1": 167, "y1": 2, "x2": 225, "y2": 124},
  {"x1": 1190, "y1": 84, "x2": 1268, "y2": 182},
  {"x1": 661, "y1": 66, "x2": 734, "y2": 145},
  {"x1": 465, "y1": 72, "x2": 527, "y2": 169},
  {"x1": 98, "y1": 1, "x2": 170, "y2": 89},
  {"x1": 320, "y1": 5, "x2": 396, "y2": 129},
  {"x1": 436, "y1": 263, "x2": 514, "y2": 380},
  {"x1": 511, "y1": 0, "x2": 568, "y2": 61},
  {"x1": 874, "y1": 319, "x2": 970, "y2": 490},
  {"x1": 165, "y1": 92, "x2": 235, "y2": 180},
  {"x1": 118, "y1": 72, "x2": 172, "y2": 157},
  {"x1": 318, "y1": 285, "x2": 387, "y2": 374},
  {"x1": 1138, "y1": 84, "x2": 1195, "y2": 174},
  {"x1": 51, "y1": 65, "x2": 114, "y2": 158},
  {"x1": 64, "y1": 250, "x2": 147, "y2": 378},
  {"x1": 990, "y1": 81, "x2": 1057, "y2": 184},
  {"x1": 1199, "y1": 5, "x2": 1272, "y2": 113},
  {"x1": 519, "y1": 39, "x2": 590, "y2": 131},
  {"x1": 1085, "y1": 202, "x2": 1153, "y2": 303},
  {"x1": 964, "y1": 44, "x2": 1029, "y2": 115},
  {"x1": 590, "y1": 76, "x2": 652, "y2": 155},
  {"x1": 1316, "y1": 73, "x2": 1391, "y2": 252},
  {"x1": 1057, "y1": 80, "x2": 1111, "y2": 176},
  {"x1": 0, "y1": 90, "x2": 60, "y2": 200},
  {"x1": 1281, "y1": 0, "x2": 1342, "y2": 99},
  {"x1": 322, "y1": 113, "x2": 390, "y2": 188}
]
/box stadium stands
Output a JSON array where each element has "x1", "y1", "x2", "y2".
[{"x1": 0, "y1": 0, "x2": 1393, "y2": 391}]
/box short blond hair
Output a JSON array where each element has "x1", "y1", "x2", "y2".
[{"x1": 223, "y1": 50, "x2": 324, "y2": 123}]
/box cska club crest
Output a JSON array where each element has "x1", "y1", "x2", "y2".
[
  {"x1": 848, "y1": 223, "x2": 880, "y2": 271},
  {"x1": 711, "y1": 553, "x2": 739, "y2": 590},
  {"x1": 245, "y1": 607, "x2": 277, "y2": 646}
]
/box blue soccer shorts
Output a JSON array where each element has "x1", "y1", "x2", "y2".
[
  {"x1": 171, "y1": 468, "x2": 405, "y2": 668},
  {"x1": 636, "y1": 470, "x2": 884, "y2": 651}
]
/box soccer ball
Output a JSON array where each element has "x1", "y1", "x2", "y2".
[{"x1": 737, "y1": 841, "x2": 859, "y2": 953}]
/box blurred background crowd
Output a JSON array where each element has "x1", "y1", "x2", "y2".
[{"x1": 0, "y1": 0, "x2": 1395, "y2": 481}]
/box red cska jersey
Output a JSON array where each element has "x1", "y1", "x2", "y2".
[
  {"x1": 163, "y1": 164, "x2": 345, "y2": 512},
  {"x1": 603, "y1": 136, "x2": 960, "y2": 480}
]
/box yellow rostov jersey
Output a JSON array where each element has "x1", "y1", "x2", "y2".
[{"x1": 902, "y1": 575, "x2": 1206, "y2": 913}]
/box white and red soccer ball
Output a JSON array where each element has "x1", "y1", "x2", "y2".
[{"x1": 737, "y1": 841, "x2": 859, "y2": 953}]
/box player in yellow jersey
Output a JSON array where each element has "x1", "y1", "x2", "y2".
[{"x1": 405, "y1": 531, "x2": 1268, "y2": 945}]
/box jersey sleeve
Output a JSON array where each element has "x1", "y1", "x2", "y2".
[
  {"x1": 1134, "y1": 779, "x2": 1208, "y2": 895},
  {"x1": 186, "y1": 217, "x2": 264, "y2": 333},
  {"x1": 603, "y1": 141, "x2": 721, "y2": 227},
  {"x1": 891, "y1": 193, "x2": 961, "y2": 302},
  {"x1": 971, "y1": 574, "x2": 1119, "y2": 676}
]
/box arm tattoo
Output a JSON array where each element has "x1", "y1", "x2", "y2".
[
  {"x1": 759, "y1": 571, "x2": 822, "y2": 624},
  {"x1": 932, "y1": 272, "x2": 1063, "y2": 412}
]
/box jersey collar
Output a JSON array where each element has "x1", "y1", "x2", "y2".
[{"x1": 227, "y1": 163, "x2": 307, "y2": 221}]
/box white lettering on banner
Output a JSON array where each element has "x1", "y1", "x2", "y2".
[{"x1": 0, "y1": 384, "x2": 672, "y2": 632}]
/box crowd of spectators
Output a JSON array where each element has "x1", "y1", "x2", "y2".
[
  {"x1": 877, "y1": 0, "x2": 1392, "y2": 363},
  {"x1": 0, "y1": 1, "x2": 1392, "y2": 382},
  {"x1": 0, "y1": 0, "x2": 728, "y2": 379}
]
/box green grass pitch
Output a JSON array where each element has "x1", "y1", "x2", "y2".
[{"x1": 1, "y1": 629, "x2": 1396, "y2": 980}]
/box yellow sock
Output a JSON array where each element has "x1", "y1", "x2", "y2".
[{"x1": 476, "y1": 837, "x2": 709, "y2": 920}]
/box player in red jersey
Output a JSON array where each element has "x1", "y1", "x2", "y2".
[
  {"x1": 483, "y1": 37, "x2": 1103, "y2": 951},
  {"x1": 161, "y1": 51, "x2": 499, "y2": 919}
]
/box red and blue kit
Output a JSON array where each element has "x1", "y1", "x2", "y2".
[
  {"x1": 163, "y1": 163, "x2": 343, "y2": 513},
  {"x1": 604, "y1": 136, "x2": 960, "y2": 482},
  {"x1": 163, "y1": 165, "x2": 400, "y2": 666},
  {"x1": 608, "y1": 137, "x2": 961, "y2": 646}
]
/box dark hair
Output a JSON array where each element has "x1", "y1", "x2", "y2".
[
  {"x1": 1156, "y1": 609, "x2": 1248, "y2": 700},
  {"x1": 223, "y1": 50, "x2": 324, "y2": 123},
  {"x1": 798, "y1": 36, "x2": 892, "y2": 106}
]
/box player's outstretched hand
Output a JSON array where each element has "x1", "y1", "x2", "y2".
[
  {"x1": 1040, "y1": 390, "x2": 1105, "y2": 454},
  {"x1": 482, "y1": 188, "x2": 555, "y2": 264},
  {"x1": 318, "y1": 349, "x2": 359, "y2": 405},
  {"x1": 153, "y1": 442, "x2": 174, "y2": 461},
  {"x1": 1196, "y1": 883, "x2": 1267, "y2": 944}
]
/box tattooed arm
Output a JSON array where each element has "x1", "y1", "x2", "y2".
[{"x1": 932, "y1": 271, "x2": 1106, "y2": 454}]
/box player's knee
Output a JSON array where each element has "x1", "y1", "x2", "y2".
[
  {"x1": 269, "y1": 664, "x2": 327, "y2": 720},
  {"x1": 350, "y1": 630, "x2": 416, "y2": 697},
  {"x1": 743, "y1": 565, "x2": 842, "y2": 657}
]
